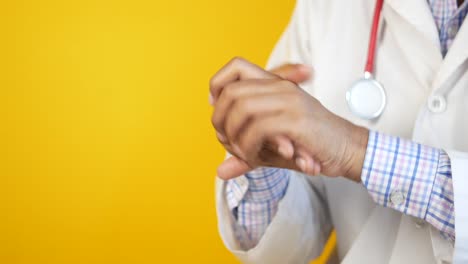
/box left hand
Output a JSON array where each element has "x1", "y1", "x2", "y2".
[
  {"x1": 211, "y1": 57, "x2": 369, "y2": 182},
  {"x1": 210, "y1": 60, "x2": 318, "y2": 179}
]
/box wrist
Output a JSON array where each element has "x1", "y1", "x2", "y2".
[{"x1": 344, "y1": 125, "x2": 369, "y2": 182}]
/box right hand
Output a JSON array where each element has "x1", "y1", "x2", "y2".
[{"x1": 210, "y1": 63, "x2": 320, "y2": 179}]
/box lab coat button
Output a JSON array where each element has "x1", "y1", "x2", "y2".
[
  {"x1": 390, "y1": 190, "x2": 405, "y2": 206},
  {"x1": 428, "y1": 95, "x2": 446, "y2": 113},
  {"x1": 447, "y1": 24, "x2": 458, "y2": 39},
  {"x1": 413, "y1": 218, "x2": 426, "y2": 228}
]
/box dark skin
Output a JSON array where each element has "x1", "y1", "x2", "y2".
[
  {"x1": 210, "y1": 58, "x2": 368, "y2": 182},
  {"x1": 211, "y1": 63, "x2": 322, "y2": 178}
]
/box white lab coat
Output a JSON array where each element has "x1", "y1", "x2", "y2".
[{"x1": 215, "y1": 0, "x2": 468, "y2": 263}]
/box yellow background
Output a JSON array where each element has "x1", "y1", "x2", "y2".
[{"x1": 1, "y1": 0, "x2": 334, "y2": 263}]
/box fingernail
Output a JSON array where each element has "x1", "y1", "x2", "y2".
[
  {"x1": 296, "y1": 157, "x2": 307, "y2": 172},
  {"x1": 313, "y1": 163, "x2": 321, "y2": 175},
  {"x1": 209, "y1": 93, "x2": 214, "y2": 105},
  {"x1": 278, "y1": 145, "x2": 288, "y2": 158},
  {"x1": 216, "y1": 131, "x2": 226, "y2": 142},
  {"x1": 217, "y1": 166, "x2": 228, "y2": 180},
  {"x1": 297, "y1": 64, "x2": 311, "y2": 74}
]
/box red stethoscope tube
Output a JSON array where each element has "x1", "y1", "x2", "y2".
[{"x1": 365, "y1": 0, "x2": 384, "y2": 74}]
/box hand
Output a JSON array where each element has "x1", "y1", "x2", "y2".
[
  {"x1": 210, "y1": 60, "x2": 319, "y2": 178},
  {"x1": 210, "y1": 57, "x2": 369, "y2": 181}
]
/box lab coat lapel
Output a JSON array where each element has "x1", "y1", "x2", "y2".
[
  {"x1": 340, "y1": 207, "x2": 401, "y2": 264},
  {"x1": 385, "y1": 0, "x2": 440, "y2": 48},
  {"x1": 383, "y1": 0, "x2": 442, "y2": 90},
  {"x1": 432, "y1": 18, "x2": 468, "y2": 92},
  {"x1": 388, "y1": 216, "x2": 437, "y2": 264}
]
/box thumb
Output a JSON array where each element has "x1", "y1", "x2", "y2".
[
  {"x1": 270, "y1": 64, "x2": 312, "y2": 84},
  {"x1": 217, "y1": 156, "x2": 252, "y2": 180}
]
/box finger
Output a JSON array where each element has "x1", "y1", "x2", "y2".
[
  {"x1": 294, "y1": 147, "x2": 317, "y2": 175},
  {"x1": 236, "y1": 113, "x2": 294, "y2": 167},
  {"x1": 224, "y1": 91, "x2": 293, "y2": 143},
  {"x1": 313, "y1": 162, "x2": 321, "y2": 175},
  {"x1": 217, "y1": 156, "x2": 252, "y2": 180},
  {"x1": 220, "y1": 140, "x2": 239, "y2": 159},
  {"x1": 216, "y1": 131, "x2": 227, "y2": 144},
  {"x1": 209, "y1": 93, "x2": 214, "y2": 105},
  {"x1": 275, "y1": 135, "x2": 294, "y2": 160},
  {"x1": 270, "y1": 64, "x2": 312, "y2": 84},
  {"x1": 237, "y1": 115, "x2": 318, "y2": 174},
  {"x1": 295, "y1": 156, "x2": 311, "y2": 174},
  {"x1": 211, "y1": 79, "x2": 288, "y2": 136},
  {"x1": 231, "y1": 113, "x2": 321, "y2": 175},
  {"x1": 209, "y1": 57, "x2": 277, "y2": 104},
  {"x1": 220, "y1": 139, "x2": 247, "y2": 165}
]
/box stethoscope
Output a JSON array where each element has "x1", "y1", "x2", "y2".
[{"x1": 346, "y1": 0, "x2": 386, "y2": 120}]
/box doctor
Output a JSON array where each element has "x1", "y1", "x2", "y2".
[{"x1": 211, "y1": 0, "x2": 468, "y2": 263}]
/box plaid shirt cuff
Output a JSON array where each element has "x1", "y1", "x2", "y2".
[
  {"x1": 426, "y1": 151, "x2": 455, "y2": 240},
  {"x1": 225, "y1": 167, "x2": 289, "y2": 248},
  {"x1": 362, "y1": 131, "x2": 455, "y2": 241}
]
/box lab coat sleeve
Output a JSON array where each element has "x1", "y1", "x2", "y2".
[
  {"x1": 447, "y1": 150, "x2": 468, "y2": 263},
  {"x1": 216, "y1": 172, "x2": 332, "y2": 263}
]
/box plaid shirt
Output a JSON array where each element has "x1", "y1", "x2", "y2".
[
  {"x1": 226, "y1": 0, "x2": 467, "y2": 249},
  {"x1": 428, "y1": 0, "x2": 468, "y2": 55}
]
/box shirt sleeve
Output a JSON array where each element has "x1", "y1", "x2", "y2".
[
  {"x1": 225, "y1": 167, "x2": 289, "y2": 249},
  {"x1": 361, "y1": 130, "x2": 455, "y2": 241}
]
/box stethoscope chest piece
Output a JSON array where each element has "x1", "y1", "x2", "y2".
[
  {"x1": 347, "y1": 0, "x2": 386, "y2": 120},
  {"x1": 346, "y1": 73, "x2": 386, "y2": 120}
]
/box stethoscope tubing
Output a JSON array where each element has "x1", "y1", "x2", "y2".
[{"x1": 365, "y1": 0, "x2": 384, "y2": 74}]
